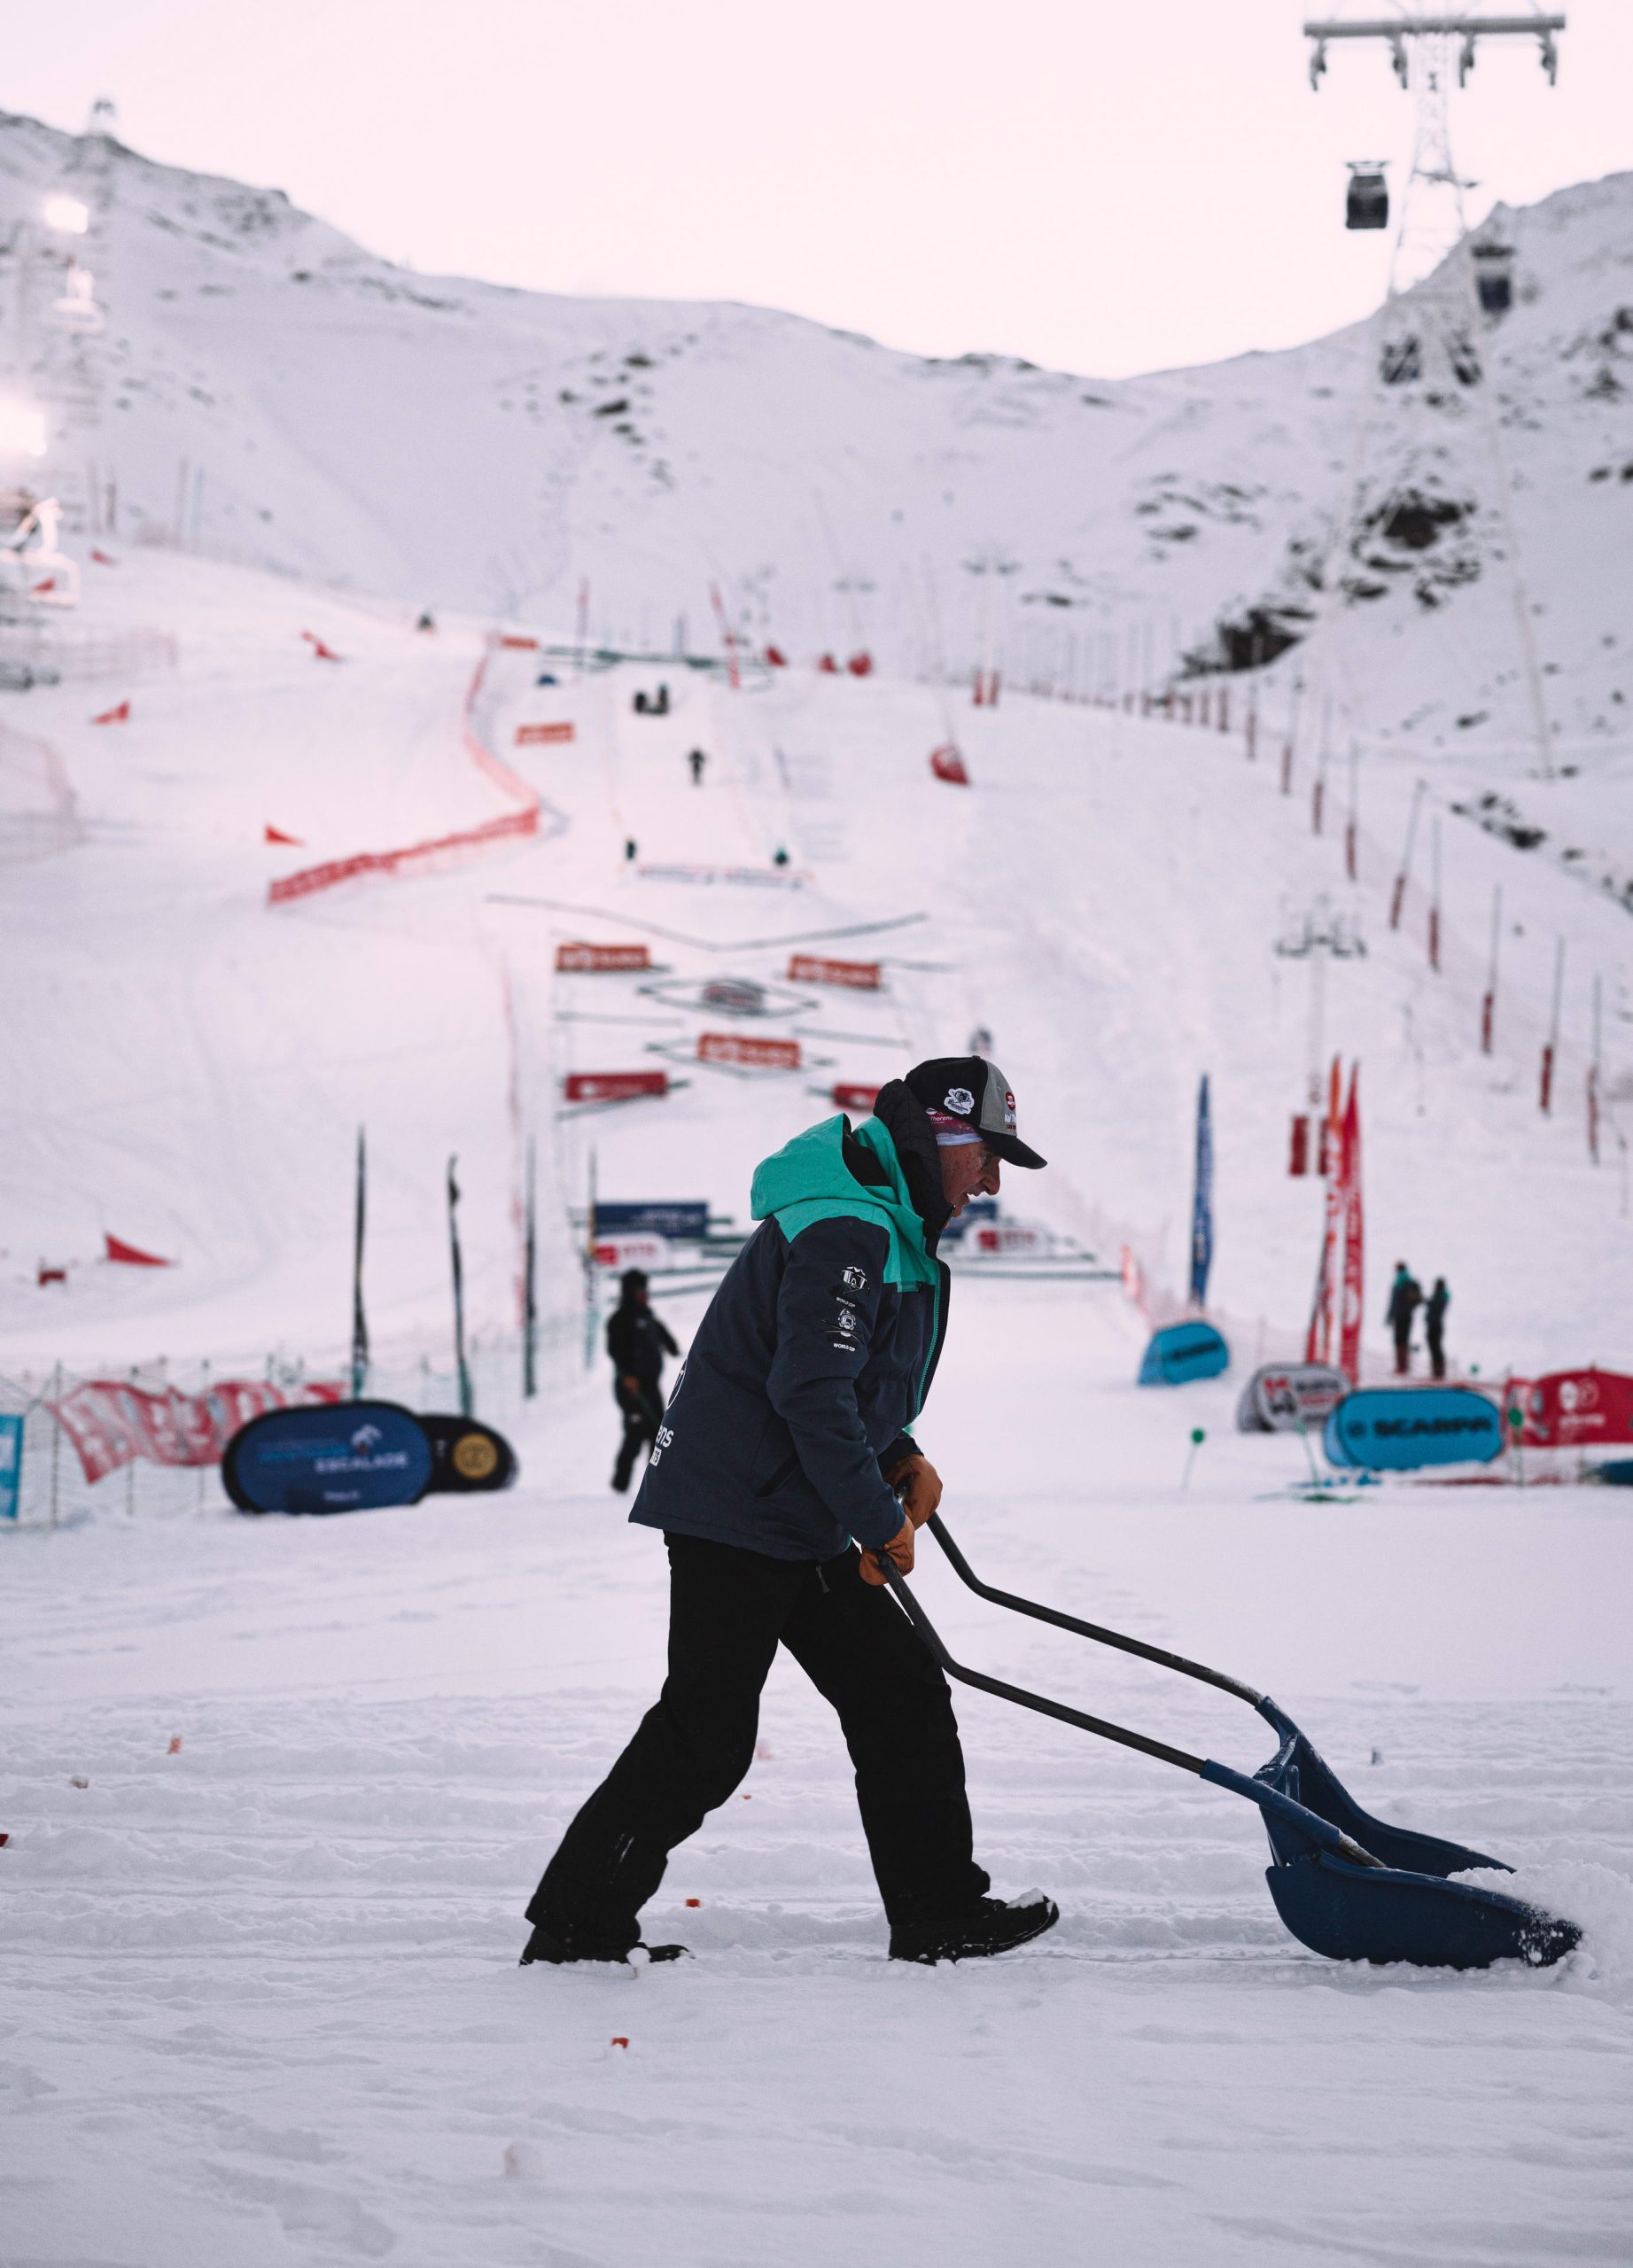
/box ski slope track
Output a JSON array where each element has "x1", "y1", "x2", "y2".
[{"x1": 0, "y1": 115, "x2": 1629, "y2": 2268}]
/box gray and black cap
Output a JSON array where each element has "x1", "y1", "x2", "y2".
[{"x1": 904, "y1": 1056, "x2": 1046, "y2": 1170}]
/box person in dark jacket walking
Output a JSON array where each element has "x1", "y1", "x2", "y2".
[
  {"x1": 1425, "y1": 1277, "x2": 1450, "y2": 1380},
  {"x1": 687, "y1": 747, "x2": 706, "y2": 786},
  {"x1": 1386, "y1": 1262, "x2": 1423, "y2": 1377},
  {"x1": 607, "y1": 1270, "x2": 680, "y2": 1493},
  {"x1": 521, "y1": 1058, "x2": 1059, "y2": 1969}
]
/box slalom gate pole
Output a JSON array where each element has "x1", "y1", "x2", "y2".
[
  {"x1": 447, "y1": 1155, "x2": 472, "y2": 1417},
  {"x1": 1481, "y1": 884, "x2": 1502, "y2": 1053},
  {"x1": 1589, "y1": 975, "x2": 1602, "y2": 1165},
  {"x1": 1389, "y1": 781, "x2": 1425, "y2": 931},
  {"x1": 523, "y1": 1136, "x2": 538, "y2": 1397},
  {"x1": 1428, "y1": 818, "x2": 1442, "y2": 973},
  {"x1": 1345, "y1": 740, "x2": 1358, "y2": 879},
  {"x1": 350, "y1": 1126, "x2": 369, "y2": 1399},
  {"x1": 1540, "y1": 937, "x2": 1565, "y2": 1115}
]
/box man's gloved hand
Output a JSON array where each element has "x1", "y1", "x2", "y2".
[
  {"x1": 883, "y1": 1452, "x2": 943, "y2": 1529},
  {"x1": 859, "y1": 1515, "x2": 915, "y2": 1587}
]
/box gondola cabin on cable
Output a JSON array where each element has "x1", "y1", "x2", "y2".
[
  {"x1": 1473, "y1": 240, "x2": 1514, "y2": 315},
  {"x1": 1344, "y1": 162, "x2": 1388, "y2": 231}
]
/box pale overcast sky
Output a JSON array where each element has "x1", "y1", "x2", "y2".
[{"x1": 5, "y1": 2, "x2": 1629, "y2": 377}]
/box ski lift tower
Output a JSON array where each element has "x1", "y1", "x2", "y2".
[{"x1": 1303, "y1": 10, "x2": 1566, "y2": 779}]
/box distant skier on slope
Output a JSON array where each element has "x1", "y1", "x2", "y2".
[
  {"x1": 688, "y1": 747, "x2": 706, "y2": 786},
  {"x1": 607, "y1": 1270, "x2": 680, "y2": 1494},
  {"x1": 1425, "y1": 1276, "x2": 1450, "y2": 1380},
  {"x1": 1386, "y1": 1262, "x2": 1423, "y2": 1377},
  {"x1": 520, "y1": 1057, "x2": 1058, "y2": 1969}
]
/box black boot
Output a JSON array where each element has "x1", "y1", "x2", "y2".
[
  {"x1": 889, "y1": 1893, "x2": 1059, "y2": 1965},
  {"x1": 519, "y1": 1923, "x2": 688, "y2": 1968}
]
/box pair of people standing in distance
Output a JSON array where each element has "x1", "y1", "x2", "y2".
[
  {"x1": 541, "y1": 1057, "x2": 1056, "y2": 1969},
  {"x1": 1386, "y1": 1263, "x2": 1450, "y2": 1379}
]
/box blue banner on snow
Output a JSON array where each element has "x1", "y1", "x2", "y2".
[
  {"x1": 1323, "y1": 1386, "x2": 1503, "y2": 1472},
  {"x1": 223, "y1": 1401, "x2": 434, "y2": 1515},
  {"x1": 1139, "y1": 1320, "x2": 1230, "y2": 1386}
]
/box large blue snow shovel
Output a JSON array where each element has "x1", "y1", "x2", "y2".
[{"x1": 883, "y1": 1515, "x2": 1578, "y2": 1970}]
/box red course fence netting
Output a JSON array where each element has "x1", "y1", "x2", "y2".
[{"x1": 268, "y1": 638, "x2": 541, "y2": 907}]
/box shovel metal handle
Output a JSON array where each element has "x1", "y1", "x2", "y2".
[
  {"x1": 927, "y1": 1513, "x2": 1265, "y2": 1708},
  {"x1": 883, "y1": 1564, "x2": 1385, "y2": 1871}
]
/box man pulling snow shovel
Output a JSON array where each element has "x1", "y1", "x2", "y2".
[{"x1": 521, "y1": 1058, "x2": 1059, "y2": 1967}]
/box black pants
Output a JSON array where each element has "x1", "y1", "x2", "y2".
[
  {"x1": 1427, "y1": 1324, "x2": 1445, "y2": 1380},
  {"x1": 526, "y1": 1533, "x2": 987, "y2": 1947},
  {"x1": 1393, "y1": 1328, "x2": 1412, "y2": 1377},
  {"x1": 612, "y1": 1382, "x2": 664, "y2": 1491}
]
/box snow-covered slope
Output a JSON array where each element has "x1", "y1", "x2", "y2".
[{"x1": 3, "y1": 113, "x2": 1630, "y2": 770}]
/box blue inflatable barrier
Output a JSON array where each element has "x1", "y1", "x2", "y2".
[
  {"x1": 1138, "y1": 1320, "x2": 1230, "y2": 1386},
  {"x1": 223, "y1": 1400, "x2": 435, "y2": 1515},
  {"x1": 1323, "y1": 1386, "x2": 1503, "y2": 1472}
]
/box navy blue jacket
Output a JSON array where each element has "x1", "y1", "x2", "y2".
[{"x1": 630, "y1": 1108, "x2": 951, "y2": 1560}]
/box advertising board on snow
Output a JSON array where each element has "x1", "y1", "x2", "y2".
[
  {"x1": 1502, "y1": 1369, "x2": 1633, "y2": 1450},
  {"x1": 0, "y1": 1413, "x2": 21, "y2": 1518},
  {"x1": 593, "y1": 1201, "x2": 710, "y2": 1241},
  {"x1": 223, "y1": 1401, "x2": 434, "y2": 1515},
  {"x1": 556, "y1": 941, "x2": 650, "y2": 973},
  {"x1": 1138, "y1": 1321, "x2": 1230, "y2": 1386},
  {"x1": 1323, "y1": 1386, "x2": 1502, "y2": 1472},
  {"x1": 787, "y1": 953, "x2": 882, "y2": 990},
  {"x1": 563, "y1": 1071, "x2": 668, "y2": 1105},
  {"x1": 516, "y1": 721, "x2": 574, "y2": 745},
  {"x1": 697, "y1": 1032, "x2": 801, "y2": 1070},
  {"x1": 832, "y1": 1084, "x2": 880, "y2": 1114},
  {"x1": 1236, "y1": 1363, "x2": 1350, "y2": 1434}
]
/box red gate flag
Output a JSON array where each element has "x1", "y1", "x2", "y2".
[
  {"x1": 929, "y1": 745, "x2": 969, "y2": 786},
  {"x1": 832, "y1": 1083, "x2": 880, "y2": 1113},
  {"x1": 301, "y1": 630, "x2": 342, "y2": 661},
  {"x1": 91, "y1": 699, "x2": 130, "y2": 725},
  {"x1": 788, "y1": 953, "x2": 881, "y2": 990},
  {"x1": 105, "y1": 1233, "x2": 173, "y2": 1267},
  {"x1": 556, "y1": 941, "x2": 650, "y2": 973},
  {"x1": 1339, "y1": 1067, "x2": 1364, "y2": 1386},
  {"x1": 516, "y1": 721, "x2": 574, "y2": 746},
  {"x1": 498, "y1": 633, "x2": 539, "y2": 650},
  {"x1": 264, "y1": 823, "x2": 303, "y2": 846}
]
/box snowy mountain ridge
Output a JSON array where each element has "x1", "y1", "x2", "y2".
[{"x1": 3, "y1": 111, "x2": 1631, "y2": 770}]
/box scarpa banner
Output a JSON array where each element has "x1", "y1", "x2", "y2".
[
  {"x1": 1324, "y1": 1386, "x2": 1502, "y2": 1472},
  {"x1": 1236, "y1": 1363, "x2": 1349, "y2": 1433},
  {"x1": 1503, "y1": 1369, "x2": 1633, "y2": 1451},
  {"x1": 1139, "y1": 1321, "x2": 1230, "y2": 1386},
  {"x1": 223, "y1": 1400, "x2": 434, "y2": 1515}
]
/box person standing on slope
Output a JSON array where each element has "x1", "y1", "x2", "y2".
[
  {"x1": 1425, "y1": 1276, "x2": 1450, "y2": 1381},
  {"x1": 520, "y1": 1057, "x2": 1057, "y2": 1969},
  {"x1": 1386, "y1": 1262, "x2": 1423, "y2": 1378},
  {"x1": 687, "y1": 747, "x2": 706, "y2": 786},
  {"x1": 607, "y1": 1270, "x2": 680, "y2": 1494}
]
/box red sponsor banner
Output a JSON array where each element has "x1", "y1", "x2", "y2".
[
  {"x1": 973, "y1": 1223, "x2": 1043, "y2": 1254},
  {"x1": 49, "y1": 1379, "x2": 344, "y2": 1486},
  {"x1": 788, "y1": 952, "x2": 881, "y2": 990},
  {"x1": 1338, "y1": 1068, "x2": 1364, "y2": 1386},
  {"x1": 1505, "y1": 1369, "x2": 1633, "y2": 1450},
  {"x1": 516, "y1": 721, "x2": 575, "y2": 746},
  {"x1": 832, "y1": 1083, "x2": 879, "y2": 1113},
  {"x1": 698, "y1": 1032, "x2": 801, "y2": 1070},
  {"x1": 498, "y1": 633, "x2": 540, "y2": 650},
  {"x1": 556, "y1": 941, "x2": 651, "y2": 973},
  {"x1": 1306, "y1": 1060, "x2": 1342, "y2": 1364},
  {"x1": 564, "y1": 1070, "x2": 669, "y2": 1105}
]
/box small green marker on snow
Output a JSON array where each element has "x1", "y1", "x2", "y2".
[{"x1": 1182, "y1": 1426, "x2": 1206, "y2": 1490}]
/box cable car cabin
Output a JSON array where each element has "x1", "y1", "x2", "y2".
[
  {"x1": 1345, "y1": 165, "x2": 1388, "y2": 231},
  {"x1": 1473, "y1": 243, "x2": 1514, "y2": 316},
  {"x1": 1380, "y1": 335, "x2": 1420, "y2": 385}
]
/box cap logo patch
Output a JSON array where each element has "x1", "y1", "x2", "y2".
[
  {"x1": 1004, "y1": 1090, "x2": 1017, "y2": 1128},
  {"x1": 945, "y1": 1086, "x2": 975, "y2": 1115}
]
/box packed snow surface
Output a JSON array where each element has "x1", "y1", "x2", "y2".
[
  {"x1": 4, "y1": 1308, "x2": 1632, "y2": 2265},
  {"x1": 1, "y1": 363, "x2": 1630, "y2": 2256}
]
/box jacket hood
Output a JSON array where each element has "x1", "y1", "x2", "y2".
[{"x1": 750, "y1": 1114, "x2": 928, "y2": 1254}]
